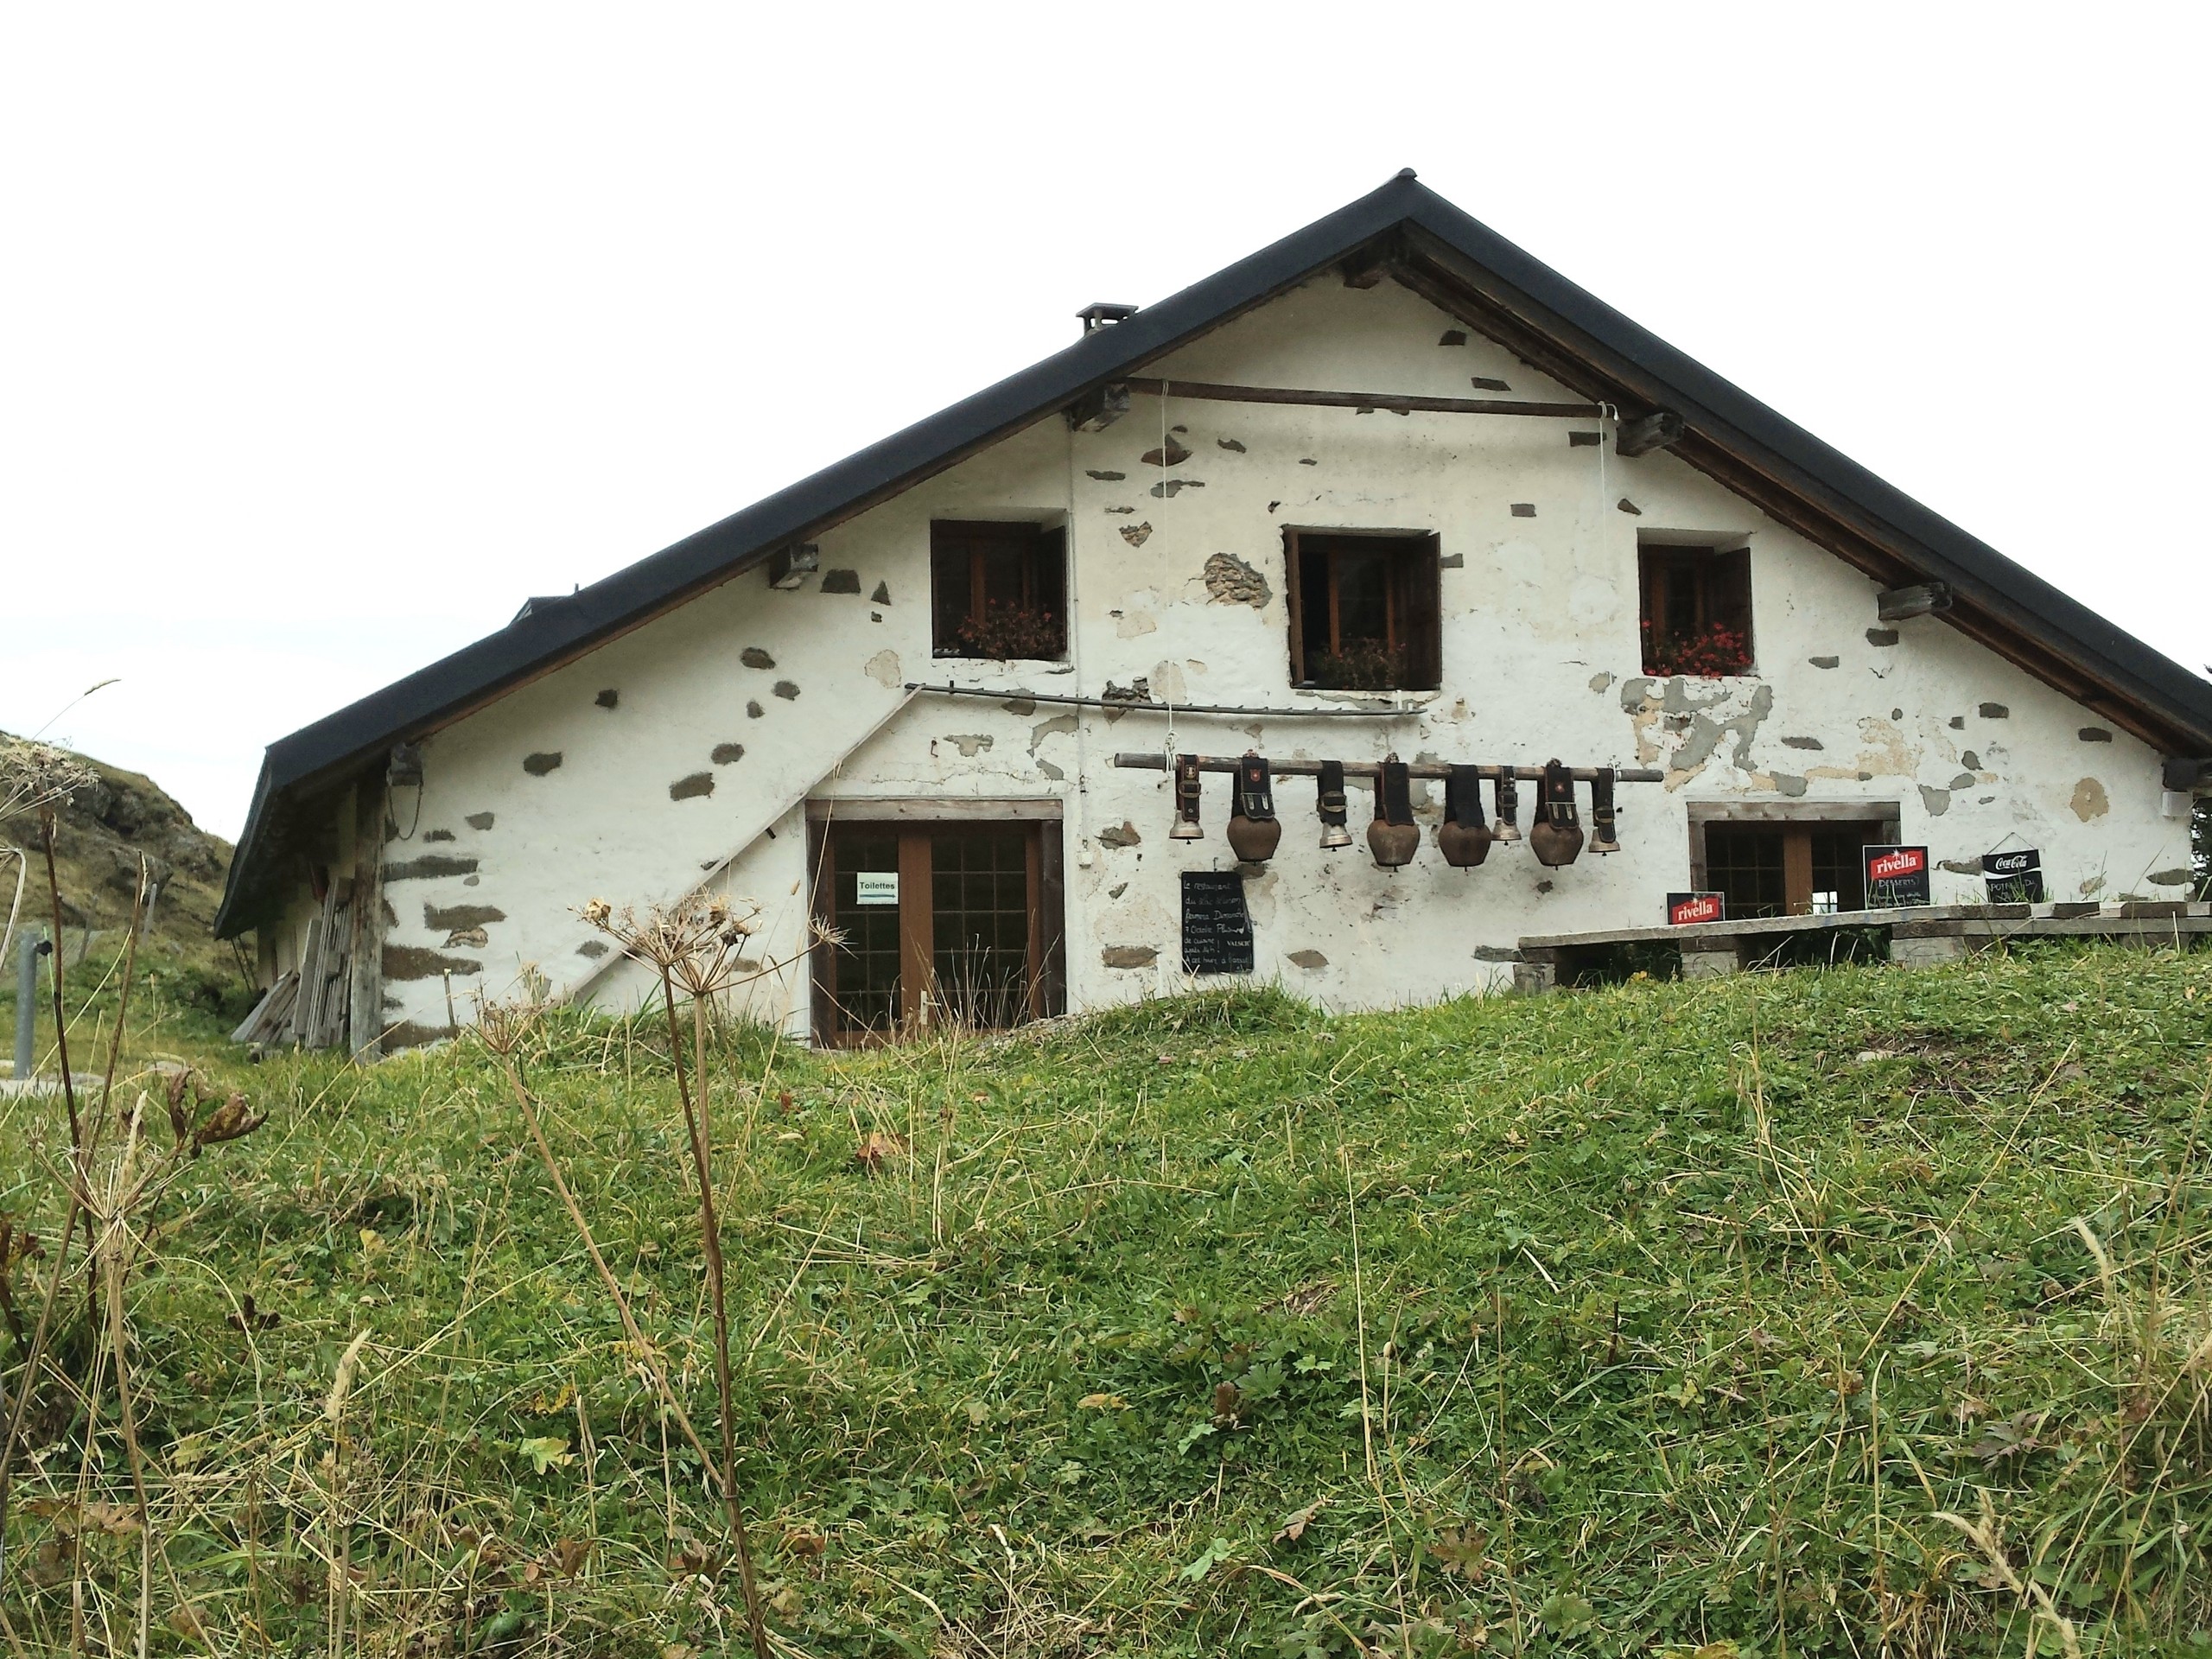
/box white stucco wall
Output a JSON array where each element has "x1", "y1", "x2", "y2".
[{"x1": 332, "y1": 275, "x2": 2196, "y2": 1045}]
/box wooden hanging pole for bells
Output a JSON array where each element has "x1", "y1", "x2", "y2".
[{"x1": 1111, "y1": 753, "x2": 1663, "y2": 784}]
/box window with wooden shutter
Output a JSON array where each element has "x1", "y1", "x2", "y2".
[
  {"x1": 1283, "y1": 530, "x2": 1444, "y2": 691},
  {"x1": 930, "y1": 520, "x2": 1068, "y2": 660},
  {"x1": 1638, "y1": 542, "x2": 1753, "y2": 676}
]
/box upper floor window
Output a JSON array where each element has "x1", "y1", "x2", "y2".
[
  {"x1": 1639, "y1": 541, "x2": 1752, "y2": 676},
  {"x1": 1284, "y1": 531, "x2": 1442, "y2": 691},
  {"x1": 931, "y1": 521, "x2": 1067, "y2": 659}
]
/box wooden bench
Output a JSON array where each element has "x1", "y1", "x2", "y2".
[{"x1": 1512, "y1": 902, "x2": 2211, "y2": 993}]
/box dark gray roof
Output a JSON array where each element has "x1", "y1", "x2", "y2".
[{"x1": 216, "y1": 169, "x2": 2212, "y2": 934}]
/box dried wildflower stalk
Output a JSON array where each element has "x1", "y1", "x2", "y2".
[{"x1": 577, "y1": 895, "x2": 825, "y2": 1659}]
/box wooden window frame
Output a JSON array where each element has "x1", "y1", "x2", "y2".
[
  {"x1": 1282, "y1": 528, "x2": 1442, "y2": 691},
  {"x1": 807, "y1": 810, "x2": 1065, "y2": 1046},
  {"x1": 1637, "y1": 542, "x2": 1754, "y2": 676},
  {"x1": 1687, "y1": 802, "x2": 1901, "y2": 918},
  {"x1": 929, "y1": 519, "x2": 1068, "y2": 661}
]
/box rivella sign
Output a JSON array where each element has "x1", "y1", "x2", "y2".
[{"x1": 1864, "y1": 844, "x2": 1932, "y2": 907}]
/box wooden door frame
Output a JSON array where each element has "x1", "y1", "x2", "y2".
[{"x1": 807, "y1": 803, "x2": 1065, "y2": 1046}]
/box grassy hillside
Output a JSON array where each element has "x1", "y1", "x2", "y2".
[
  {"x1": 1, "y1": 735, "x2": 249, "y2": 1072},
  {"x1": 2, "y1": 946, "x2": 2209, "y2": 1656}
]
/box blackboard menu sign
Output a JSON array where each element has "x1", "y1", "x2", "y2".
[
  {"x1": 1982, "y1": 848, "x2": 2045, "y2": 903},
  {"x1": 1865, "y1": 844, "x2": 1932, "y2": 907},
  {"x1": 1181, "y1": 871, "x2": 1255, "y2": 976}
]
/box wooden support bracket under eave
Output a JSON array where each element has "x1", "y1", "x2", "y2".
[
  {"x1": 1065, "y1": 382, "x2": 1130, "y2": 433},
  {"x1": 1617, "y1": 410, "x2": 1686, "y2": 456}
]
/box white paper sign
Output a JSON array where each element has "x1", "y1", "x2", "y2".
[{"x1": 854, "y1": 872, "x2": 899, "y2": 906}]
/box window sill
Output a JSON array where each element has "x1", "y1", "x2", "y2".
[
  {"x1": 1287, "y1": 686, "x2": 1442, "y2": 706},
  {"x1": 929, "y1": 655, "x2": 1075, "y2": 673}
]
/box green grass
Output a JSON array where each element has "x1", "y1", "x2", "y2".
[{"x1": 3, "y1": 944, "x2": 2211, "y2": 1656}]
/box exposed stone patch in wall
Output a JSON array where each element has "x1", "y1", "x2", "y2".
[
  {"x1": 1439, "y1": 330, "x2": 1466, "y2": 346},
  {"x1": 1510, "y1": 504, "x2": 1536, "y2": 518},
  {"x1": 385, "y1": 854, "x2": 479, "y2": 882},
  {"x1": 1782, "y1": 735, "x2": 1823, "y2": 750},
  {"x1": 1087, "y1": 469, "x2": 1125, "y2": 480},
  {"x1": 1588, "y1": 672, "x2": 1615, "y2": 694},
  {"x1": 1809, "y1": 656, "x2": 1840, "y2": 670},
  {"x1": 425, "y1": 903, "x2": 505, "y2": 931},
  {"x1": 872, "y1": 581, "x2": 892, "y2": 605},
  {"x1": 2079, "y1": 727, "x2": 2113, "y2": 742},
  {"x1": 1768, "y1": 773, "x2": 1808, "y2": 797},
  {"x1": 741, "y1": 648, "x2": 775, "y2": 670},
  {"x1": 1097, "y1": 821, "x2": 1142, "y2": 849},
  {"x1": 711, "y1": 743, "x2": 746, "y2": 764},
  {"x1": 1116, "y1": 609, "x2": 1159, "y2": 638},
  {"x1": 865, "y1": 650, "x2": 901, "y2": 689},
  {"x1": 773, "y1": 681, "x2": 800, "y2": 700},
  {"x1": 1107, "y1": 883, "x2": 1128, "y2": 899},
  {"x1": 1569, "y1": 431, "x2": 1600, "y2": 447},
  {"x1": 576, "y1": 940, "x2": 608, "y2": 959},
  {"x1": 1866, "y1": 629, "x2": 1899, "y2": 647},
  {"x1": 670, "y1": 772, "x2": 715, "y2": 801},
  {"x1": 465, "y1": 812, "x2": 495, "y2": 830},
  {"x1": 1919, "y1": 785, "x2": 1952, "y2": 816},
  {"x1": 523, "y1": 752, "x2": 563, "y2": 776},
  {"x1": 1203, "y1": 551, "x2": 1271, "y2": 608},
  {"x1": 1140, "y1": 441, "x2": 1191, "y2": 467},
  {"x1": 1120, "y1": 522, "x2": 1153, "y2": 546},
  {"x1": 1617, "y1": 499, "x2": 1642, "y2": 515},
  {"x1": 1439, "y1": 551, "x2": 1465, "y2": 569},
  {"x1": 1217, "y1": 438, "x2": 1245, "y2": 453},
  {"x1": 1001, "y1": 697, "x2": 1036, "y2": 715},
  {"x1": 1101, "y1": 945, "x2": 1157, "y2": 969},
  {"x1": 821, "y1": 569, "x2": 861, "y2": 594},
  {"x1": 1030, "y1": 714, "x2": 1078, "y2": 752},
  {"x1": 384, "y1": 944, "x2": 482, "y2": 981},
  {"x1": 424, "y1": 829, "x2": 455, "y2": 842},
  {"x1": 1947, "y1": 771, "x2": 1976, "y2": 790},
  {"x1": 1471, "y1": 376, "x2": 1510, "y2": 391},
  {"x1": 747, "y1": 701, "x2": 764, "y2": 719},
  {"x1": 595, "y1": 689, "x2": 619, "y2": 709},
  {"x1": 943, "y1": 734, "x2": 994, "y2": 757},
  {"x1": 1151, "y1": 479, "x2": 1203, "y2": 498},
  {"x1": 1978, "y1": 702, "x2": 2009, "y2": 719},
  {"x1": 1287, "y1": 949, "x2": 1328, "y2": 969},
  {"x1": 443, "y1": 926, "x2": 488, "y2": 949},
  {"x1": 2070, "y1": 778, "x2": 2109, "y2": 821},
  {"x1": 2150, "y1": 868, "x2": 2195, "y2": 886}
]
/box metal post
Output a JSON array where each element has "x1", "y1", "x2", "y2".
[{"x1": 13, "y1": 930, "x2": 41, "y2": 1082}]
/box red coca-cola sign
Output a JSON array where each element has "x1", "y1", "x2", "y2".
[
  {"x1": 1867, "y1": 847, "x2": 1926, "y2": 882},
  {"x1": 1667, "y1": 891, "x2": 1725, "y2": 926}
]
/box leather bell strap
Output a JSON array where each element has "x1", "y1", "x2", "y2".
[
  {"x1": 1444, "y1": 763, "x2": 1483, "y2": 828},
  {"x1": 1492, "y1": 768, "x2": 1520, "y2": 830},
  {"x1": 1591, "y1": 766, "x2": 1617, "y2": 824},
  {"x1": 1174, "y1": 754, "x2": 1203, "y2": 827},
  {"x1": 1540, "y1": 759, "x2": 1580, "y2": 825},
  {"x1": 1233, "y1": 755, "x2": 1276, "y2": 822},
  {"x1": 1316, "y1": 760, "x2": 1349, "y2": 828},
  {"x1": 1376, "y1": 760, "x2": 1415, "y2": 827}
]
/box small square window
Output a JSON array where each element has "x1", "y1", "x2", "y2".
[
  {"x1": 931, "y1": 521, "x2": 1066, "y2": 660},
  {"x1": 1639, "y1": 542, "x2": 1752, "y2": 676},
  {"x1": 1285, "y1": 531, "x2": 1442, "y2": 691}
]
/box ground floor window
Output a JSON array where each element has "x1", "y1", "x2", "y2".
[
  {"x1": 809, "y1": 812, "x2": 1064, "y2": 1044},
  {"x1": 1689, "y1": 804, "x2": 1900, "y2": 920}
]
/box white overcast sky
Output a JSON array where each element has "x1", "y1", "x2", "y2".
[{"x1": 6, "y1": 4, "x2": 2208, "y2": 842}]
